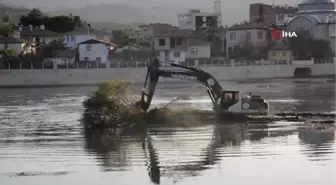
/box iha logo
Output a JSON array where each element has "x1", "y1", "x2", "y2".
[{"x1": 271, "y1": 29, "x2": 297, "y2": 40}]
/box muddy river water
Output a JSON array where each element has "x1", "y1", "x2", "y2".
[{"x1": 0, "y1": 79, "x2": 335, "y2": 185}]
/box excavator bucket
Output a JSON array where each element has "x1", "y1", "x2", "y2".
[{"x1": 135, "y1": 59, "x2": 160, "y2": 112}]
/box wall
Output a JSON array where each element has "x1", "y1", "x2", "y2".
[
  {"x1": 250, "y1": 3, "x2": 276, "y2": 25},
  {"x1": 226, "y1": 29, "x2": 268, "y2": 53},
  {"x1": 158, "y1": 51, "x2": 186, "y2": 63},
  {"x1": 0, "y1": 63, "x2": 334, "y2": 87},
  {"x1": 79, "y1": 43, "x2": 108, "y2": 62},
  {"x1": 64, "y1": 35, "x2": 93, "y2": 49},
  {"x1": 276, "y1": 13, "x2": 295, "y2": 25},
  {"x1": 178, "y1": 14, "x2": 195, "y2": 30},
  {"x1": 154, "y1": 37, "x2": 170, "y2": 50},
  {"x1": 268, "y1": 50, "x2": 293, "y2": 61},
  {"x1": 187, "y1": 45, "x2": 211, "y2": 58}
]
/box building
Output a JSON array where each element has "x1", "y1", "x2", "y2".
[
  {"x1": 0, "y1": 35, "x2": 24, "y2": 55},
  {"x1": 186, "y1": 38, "x2": 211, "y2": 59},
  {"x1": 284, "y1": 0, "x2": 336, "y2": 53},
  {"x1": 268, "y1": 41, "x2": 293, "y2": 61},
  {"x1": 20, "y1": 25, "x2": 59, "y2": 46},
  {"x1": 178, "y1": 9, "x2": 219, "y2": 31},
  {"x1": 137, "y1": 23, "x2": 177, "y2": 41},
  {"x1": 154, "y1": 29, "x2": 192, "y2": 63},
  {"x1": 226, "y1": 21, "x2": 269, "y2": 57},
  {"x1": 63, "y1": 28, "x2": 113, "y2": 49},
  {"x1": 77, "y1": 39, "x2": 116, "y2": 63},
  {"x1": 250, "y1": 3, "x2": 298, "y2": 26}
]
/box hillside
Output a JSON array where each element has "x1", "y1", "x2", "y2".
[
  {"x1": 48, "y1": 3, "x2": 189, "y2": 25},
  {"x1": 0, "y1": 3, "x2": 30, "y2": 23}
]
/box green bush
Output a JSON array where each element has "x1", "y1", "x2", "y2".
[{"x1": 82, "y1": 80, "x2": 146, "y2": 131}]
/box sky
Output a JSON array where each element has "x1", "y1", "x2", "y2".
[
  {"x1": 1, "y1": 0, "x2": 302, "y2": 25},
  {"x1": 2, "y1": 0, "x2": 300, "y2": 10}
]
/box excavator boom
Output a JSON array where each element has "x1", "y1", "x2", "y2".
[{"x1": 135, "y1": 59, "x2": 223, "y2": 112}]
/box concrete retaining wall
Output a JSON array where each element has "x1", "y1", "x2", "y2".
[{"x1": 0, "y1": 63, "x2": 334, "y2": 87}]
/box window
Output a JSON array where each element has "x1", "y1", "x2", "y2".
[
  {"x1": 159, "y1": 39, "x2": 165, "y2": 46},
  {"x1": 230, "y1": 32, "x2": 236, "y2": 40},
  {"x1": 282, "y1": 52, "x2": 286, "y2": 56},
  {"x1": 258, "y1": 31, "x2": 263, "y2": 39},
  {"x1": 84, "y1": 57, "x2": 89, "y2": 61},
  {"x1": 245, "y1": 32, "x2": 251, "y2": 40},
  {"x1": 96, "y1": 57, "x2": 102, "y2": 62},
  {"x1": 86, "y1": 44, "x2": 91, "y2": 51},
  {"x1": 278, "y1": 14, "x2": 284, "y2": 22},
  {"x1": 191, "y1": 48, "x2": 198, "y2": 55},
  {"x1": 176, "y1": 38, "x2": 182, "y2": 45},
  {"x1": 173, "y1": 52, "x2": 180, "y2": 57}
]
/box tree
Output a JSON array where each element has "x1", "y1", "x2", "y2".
[
  {"x1": 19, "y1": 9, "x2": 84, "y2": 33},
  {"x1": 112, "y1": 29, "x2": 131, "y2": 47},
  {"x1": 40, "y1": 37, "x2": 67, "y2": 57},
  {"x1": 289, "y1": 30, "x2": 334, "y2": 60},
  {"x1": 0, "y1": 12, "x2": 15, "y2": 37},
  {"x1": 20, "y1": 8, "x2": 45, "y2": 27},
  {"x1": 44, "y1": 16, "x2": 76, "y2": 33}
]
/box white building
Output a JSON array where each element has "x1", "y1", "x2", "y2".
[
  {"x1": 77, "y1": 39, "x2": 117, "y2": 63},
  {"x1": 63, "y1": 28, "x2": 113, "y2": 49},
  {"x1": 284, "y1": 0, "x2": 336, "y2": 52},
  {"x1": 153, "y1": 28, "x2": 212, "y2": 63},
  {"x1": 154, "y1": 29, "x2": 192, "y2": 63},
  {"x1": 178, "y1": 9, "x2": 220, "y2": 30},
  {"x1": 186, "y1": 39, "x2": 211, "y2": 59},
  {"x1": 226, "y1": 21, "x2": 269, "y2": 56}
]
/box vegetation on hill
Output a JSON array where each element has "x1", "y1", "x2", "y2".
[
  {"x1": 19, "y1": 8, "x2": 85, "y2": 33},
  {"x1": 0, "y1": 2, "x2": 30, "y2": 24}
]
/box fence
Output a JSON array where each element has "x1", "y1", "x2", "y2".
[{"x1": 0, "y1": 59, "x2": 334, "y2": 70}]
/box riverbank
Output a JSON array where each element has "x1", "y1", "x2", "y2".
[{"x1": 0, "y1": 62, "x2": 335, "y2": 88}]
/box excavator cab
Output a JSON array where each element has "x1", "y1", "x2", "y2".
[{"x1": 220, "y1": 91, "x2": 240, "y2": 109}]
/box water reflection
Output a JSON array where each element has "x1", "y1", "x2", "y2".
[
  {"x1": 298, "y1": 127, "x2": 335, "y2": 161},
  {"x1": 84, "y1": 129, "x2": 146, "y2": 172},
  {"x1": 290, "y1": 83, "x2": 335, "y2": 112},
  {"x1": 83, "y1": 119, "x2": 311, "y2": 184}
]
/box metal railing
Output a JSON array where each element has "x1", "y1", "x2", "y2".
[{"x1": 0, "y1": 59, "x2": 334, "y2": 70}]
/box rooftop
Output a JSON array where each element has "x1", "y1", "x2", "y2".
[
  {"x1": 228, "y1": 21, "x2": 269, "y2": 30},
  {"x1": 77, "y1": 38, "x2": 117, "y2": 46},
  {"x1": 154, "y1": 29, "x2": 192, "y2": 37},
  {"x1": 178, "y1": 9, "x2": 219, "y2": 16},
  {"x1": 250, "y1": 3, "x2": 298, "y2": 14},
  {"x1": 20, "y1": 27, "x2": 59, "y2": 37},
  {"x1": 274, "y1": 5, "x2": 298, "y2": 14}
]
